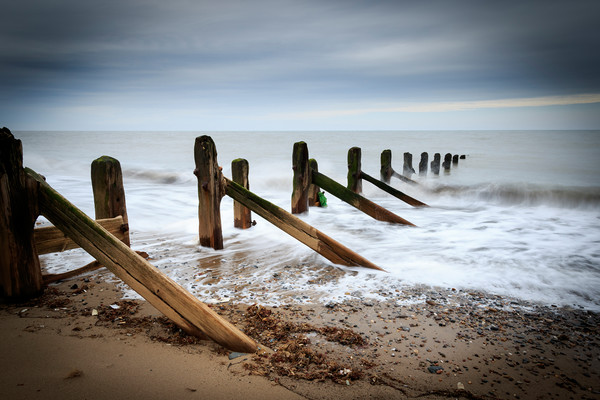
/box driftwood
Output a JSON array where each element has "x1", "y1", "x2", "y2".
[
  {"x1": 34, "y1": 216, "x2": 128, "y2": 255},
  {"x1": 224, "y1": 178, "x2": 383, "y2": 271},
  {"x1": 27, "y1": 167, "x2": 257, "y2": 353},
  {"x1": 360, "y1": 172, "x2": 428, "y2": 208},
  {"x1": 231, "y1": 158, "x2": 252, "y2": 229},
  {"x1": 312, "y1": 171, "x2": 415, "y2": 226},
  {"x1": 0, "y1": 128, "x2": 43, "y2": 299}
]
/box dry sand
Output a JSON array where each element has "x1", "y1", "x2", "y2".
[{"x1": 1, "y1": 270, "x2": 599, "y2": 400}]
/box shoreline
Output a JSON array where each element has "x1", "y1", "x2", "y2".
[{"x1": 1, "y1": 271, "x2": 599, "y2": 400}]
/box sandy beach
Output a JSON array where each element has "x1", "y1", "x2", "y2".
[{"x1": 1, "y1": 270, "x2": 599, "y2": 400}]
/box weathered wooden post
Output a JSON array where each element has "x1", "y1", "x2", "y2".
[
  {"x1": 443, "y1": 153, "x2": 452, "y2": 172},
  {"x1": 231, "y1": 158, "x2": 252, "y2": 229},
  {"x1": 291, "y1": 141, "x2": 309, "y2": 214},
  {"x1": 418, "y1": 152, "x2": 428, "y2": 176},
  {"x1": 452, "y1": 154, "x2": 459, "y2": 165},
  {"x1": 380, "y1": 149, "x2": 393, "y2": 183},
  {"x1": 347, "y1": 147, "x2": 362, "y2": 193},
  {"x1": 194, "y1": 136, "x2": 225, "y2": 250},
  {"x1": 431, "y1": 153, "x2": 441, "y2": 175},
  {"x1": 307, "y1": 158, "x2": 321, "y2": 206},
  {"x1": 91, "y1": 156, "x2": 130, "y2": 246},
  {"x1": 0, "y1": 128, "x2": 43, "y2": 299},
  {"x1": 460, "y1": 155, "x2": 466, "y2": 159},
  {"x1": 403, "y1": 152, "x2": 415, "y2": 177}
]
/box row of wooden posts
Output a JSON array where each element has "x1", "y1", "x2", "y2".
[{"x1": 0, "y1": 129, "x2": 464, "y2": 353}]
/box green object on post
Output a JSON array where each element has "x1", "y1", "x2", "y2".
[{"x1": 318, "y1": 192, "x2": 327, "y2": 207}]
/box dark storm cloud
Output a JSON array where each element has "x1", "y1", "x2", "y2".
[{"x1": 1, "y1": 0, "x2": 599, "y2": 129}]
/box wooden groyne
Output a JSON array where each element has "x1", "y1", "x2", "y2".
[
  {"x1": 1, "y1": 128, "x2": 257, "y2": 353},
  {"x1": 292, "y1": 143, "x2": 415, "y2": 226},
  {"x1": 194, "y1": 136, "x2": 383, "y2": 271},
  {"x1": 347, "y1": 147, "x2": 427, "y2": 208},
  {"x1": 380, "y1": 150, "x2": 466, "y2": 179}
]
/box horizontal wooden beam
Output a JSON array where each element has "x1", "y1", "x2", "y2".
[
  {"x1": 312, "y1": 171, "x2": 415, "y2": 227},
  {"x1": 26, "y1": 167, "x2": 257, "y2": 354},
  {"x1": 34, "y1": 216, "x2": 128, "y2": 255},
  {"x1": 224, "y1": 178, "x2": 384, "y2": 271},
  {"x1": 360, "y1": 171, "x2": 428, "y2": 208}
]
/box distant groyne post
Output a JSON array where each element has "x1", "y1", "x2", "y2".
[
  {"x1": 442, "y1": 153, "x2": 452, "y2": 172},
  {"x1": 91, "y1": 156, "x2": 130, "y2": 246},
  {"x1": 307, "y1": 158, "x2": 321, "y2": 206},
  {"x1": 194, "y1": 135, "x2": 225, "y2": 250},
  {"x1": 347, "y1": 147, "x2": 362, "y2": 193},
  {"x1": 231, "y1": 158, "x2": 252, "y2": 229},
  {"x1": 403, "y1": 152, "x2": 416, "y2": 177},
  {"x1": 380, "y1": 149, "x2": 393, "y2": 183},
  {"x1": 291, "y1": 141, "x2": 310, "y2": 214},
  {"x1": 431, "y1": 153, "x2": 441, "y2": 175},
  {"x1": 419, "y1": 152, "x2": 428, "y2": 176},
  {"x1": 0, "y1": 128, "x2": 43, "y2": 299},
  {"x1": 452, "y1": 154, "x2": 459, "y2": 165}
]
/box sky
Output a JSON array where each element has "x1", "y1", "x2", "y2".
[{"x1": 1, "y1": 0, "x2": 600, "y2": 131}]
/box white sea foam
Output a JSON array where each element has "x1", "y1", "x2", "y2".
[{"x1": 21, "y1": 130, "x2": 600, "y2": 311}]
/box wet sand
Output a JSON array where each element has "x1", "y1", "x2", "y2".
[{"x1": 1, "y1": 271, "x2": 599, "y2": 400}]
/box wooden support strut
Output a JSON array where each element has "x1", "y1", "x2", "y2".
[
  {"x1": 224, "y1": 178, "x2": 383, "y2": 271},
  {"x1": 312, "y1": 170, "x2": 415, "y2": 226},
  {"x1": 231, "y1": 158, "x2": 252, "y2": 229},
  {"x1": 291, "y1": 141, "x2": 310, "y2": 214},
  {"x1": 91, "y1": 156, "x2": 130, "y2": 246},
  {"x1": 360, "y1": 172, "x2": 428, "y2": 208},
  {"x1": 26, "y1": 168, "x2": 257, "y2": 353},
  {"x1": 194, "y1": 136, "x2": 225, "y2": 250},
  {"x1": 307, "y1": 158, "x2": 321, "y2": 206},
  {"x1": 0, "y1": 128, "x2": 43, "y2": 299}
]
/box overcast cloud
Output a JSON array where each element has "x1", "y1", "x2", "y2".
[{"x1": 1, "y1": 0, "x2": 599, "y2": 130}]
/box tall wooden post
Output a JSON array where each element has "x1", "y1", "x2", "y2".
[
  {"x1": 443, "y1": 153, "x2": 452, "y2": 172},
  {"x1": 418, "y1": 152, "x2": 428, "y2": 176},
  {"x1": 380, "y1": 149, "x2": 393, "y2": 183},
  {"x1": 308, "y1": 158, "x2": 321, "y2": 206},
  {"x1": 452, "y1": 154, "x2": 459, "y2": 165},
  {"x1": 231, "y1": 158, "x2": 252, "y2": 229},
  {"x1": 0, "y1": 128, "x2": 43, "y2": 299},
  {"x1": 194, "y1": 136, "x2": 225, "y2": 250},
  {"x1": 91, "y1": 156, "x2": 130, "y2": 246},
  {"x1": 403, "y1": 152, "x2": 415, "y2": 177},
  {"x1": 431, "y1": 153, "x2": 441, "y2": 175},
  {"x1": 291, "y1": 141, "x2": 309, "y2": 214},
  {"x1": 347, "y1": 147, "x2": 362, "y2": 193}
]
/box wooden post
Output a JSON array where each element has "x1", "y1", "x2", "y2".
[
  {"x1": 347, "y1": 147, "x2": 362, "y2": 193},
  {"x1": 443, "y1": 153, "x2": 452, "y2": 172},
  {"x1": 312, "y1": 171, "x2": 415, "y2": 226},
  {"x1": 27, "y1": 167, "x2": 257, "y2": 353},
  {"x1": 194, "y1": 136, "x2": 225, "y2": 250},
  {"x1": 0, "y1": 128, "x2": 43, "y2": 299},
  {"x1": 418, "y1": 152, "x2": 428, "y2": 176},
  {"x1": 380, "y1": 149, "x2": 393, "y2": 183},
  {"x1": 361, "y1": 172, "x2": 428, "y2": 207},
  {"x1": 452, "y1": 154, "x2": 459, "y2": 165},
  {"x1": 231, "y1": 159, "x2": 252, "y2": 229},
  {"x1": 91, "y1": 156, "x2": 130, "y2": 246},
  {"x1": 225, "y1": 178, "x2": 383, "y2": 271},
  {"x1": 308, "y1": 158, "x2": 321, "y2": 206},
  {"x1": 430, "y1": 153, "x2": 441, "y2": 175},
  {"x1": 460, "y1": 155, "x2": 466, "y2": 159},
  {"x1": 291, "y1": 141, "x2": 309, "y2": 214},
  {"x1": 403, "y1": 152, "x2": 415, "y2": 177}
]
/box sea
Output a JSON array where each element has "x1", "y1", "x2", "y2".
[{"x1": 17, "y1": 130, "x2": 600, "y2": 311}]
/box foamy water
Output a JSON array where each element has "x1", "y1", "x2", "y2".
[{"x1": 19, "y1": 131, "x2": 600, "y2": 310}]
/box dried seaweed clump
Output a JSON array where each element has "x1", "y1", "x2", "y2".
[{"x1": 242, "y1": 305, "x2": 365, "y2": 384}]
